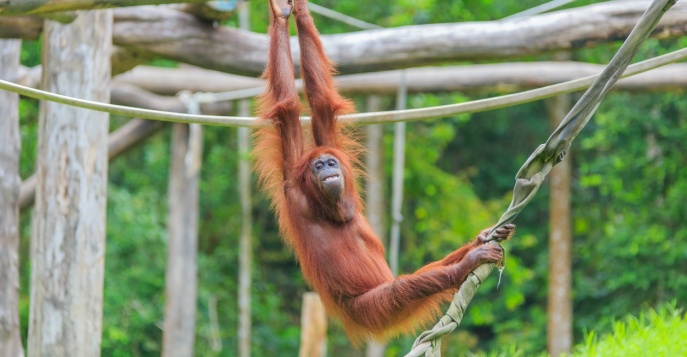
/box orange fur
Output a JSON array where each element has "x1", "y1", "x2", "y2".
[{"x1": 253, "y1": 0, "x2": 510, "y2": 344}]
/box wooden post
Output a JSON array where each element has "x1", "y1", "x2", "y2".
[
  {"x1": 162, "y1": 123, "x2": 203, "y2": 357},
  {"x1": 365, "y1": 95, "x2": 386, "y2": 247},
  {"x1": 389, "y1": 71, "x2": 408, "y2": 277},
  {"x1": 365, "y1": 95, "x2": 386, "y2": 357},
  {"x1": 299, "y1": 293, "x2": 327, "y2": 357},
  {"x1": 28, "y1": 12, "x2": 112, "y2": 357},
  {"x1": 20, "y1": 118, "x2": 165, "y2": 211},
  {"x1": 237, "y1": 107, "x2": 253, "y2": 357},
  {"x1": 237, "y1": 3, "x2": 253, "y2": 356},
  {"x1": 546, "y1": 53, "x2": 573, "y2": 357},
  {"x1": 0, "y1": 39, "x2": 25, "y2": 357}
]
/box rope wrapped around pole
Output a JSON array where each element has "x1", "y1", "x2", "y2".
[{"x1": 405, "y1": 0, "x2": 677, "y2": 355}]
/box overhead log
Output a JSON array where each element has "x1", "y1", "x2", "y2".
[
  {"x1": 2, "y1": 1, "x2": 686, "y2": 75},
  {"x1": 110, "y1": 83, "x2": 233, "y2": 114},
  {"x1": 17, "y1": 61, "x2": 687, "y2": 98},
  {"x1": 0, "y1": 16, "x2": 43, "y2": 39},
  {"x1": 0, "y1": 0, "x2": 208, "y2": 16},
  {"x1": 113, "y1": 62, "x2": 687, "y2": 95},
  {"x1": 111, "y1": 1, "x2": 687, "y2": 75}
]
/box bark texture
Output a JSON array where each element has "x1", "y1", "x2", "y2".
[
  {"x1": 108, "y1": 62, "x2": 687, "y2": 97},
  {"x1": 162, "y1": 123, "x2": 202, "y2": 357},
  {"x1": 237, "y1": 102, "x2": 252, "y2": 357},
  {"x1": 364, "y1": 95, "x2": 386, "y2": 357},
  {"x1": 2, "y1": 2, "x2": 686, "y2": 75},
  {"x1": 299, "y1": 293, "x2": 327, "y2": 357},
  {"x1": 0, "y1": 0, "x2": 206, "y2": 15},
  {"x1": 0, "y1": 38, "x2": 25, "y2": 357},
  {"x1": 112, "y1": 1, "x2": 687, "y2": 76},
  {"x1": 547, "y1": 78, "x2": 573, "y2": 357},
  {"x1": 28, "y1": 11, "x2": 112, "y2": 357}
]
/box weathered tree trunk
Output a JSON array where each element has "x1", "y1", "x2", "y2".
[
  {"x1": 3, "y1": 2, "x2": 686, "y2": 75},
  {"x1": 162, "y1": 123, "x2": 203, "y2": 357},
  {"x1": 0, "y1": 0, "x2": 207, "y2": 15},
  {"x1": 237, "y1": 114, "x2": 253, "y2": 357},
  {"x1": 236, "y1": 3, "x2": 253, "y2": 354},
  {"x1": 19, "y1": 118, "x2": 167, "y2": 211},
  {"x1": 115, "y1": 2, "x2": 687, "y2": 76},
  {"x1": 0, "y1": 39, "x2": 25, "y2": 357},
  {"x1": 299, "y1": 293, "x2": 327, "y2": 357},
  {"x1": 28, "y1": 12, "x2": 112, "y2": 357},
  {"x1": 364, "y1": 95, "x2": 387, "y2": 357},
  {"x1": 389, "y1": 72, "x2": 408, "y2": 277},
  {"x1": 546, "y1": 53, "x2": 573, "y2": 356}
]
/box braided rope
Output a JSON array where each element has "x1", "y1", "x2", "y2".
[{"x1": 404, "y1": 0, "x2": 678, "y2": 355}]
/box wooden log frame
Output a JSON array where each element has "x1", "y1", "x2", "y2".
[
  {"x1": 1, "y1": 1, "x2": 686, "y2": 75},
  {"x1": 13, "y1": 56, "x2": 687, "y2": 211}
]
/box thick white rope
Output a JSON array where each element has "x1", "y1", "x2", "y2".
[{"x1": 0, "y1": 48, "x2": 685, "y2": 127}]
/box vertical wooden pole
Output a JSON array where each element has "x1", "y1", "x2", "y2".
[
  {"x1": 299, "y1": 293, "x2": 327, "y2": 357},
  {"x1": 237, "y1": 3, "x2": 253, "y2": 356},
  {"x1": 389, "y1": 71, "x2": 407, "y2": 276},
  {"x1": 163, "y1": 123, "x2": 203, "y2": 357},
  {"x1": 28, "y1": 12, "x2": 112, "y2": 357},
  {"x1": 547, "y1": 52, "x2": 573, "y2": 357},
  {"x1": 0, "y1": 39, "x2": 25, "y2": 357},
  {"x1": 365, "y1": 95, "x2": 386, "y2": 357},
  {"x1": 365, "y1": 95, "x2": 386, "y2": 248},
  {"x1": 237, "y1": 123, "x2": 253, "y2": 357}
]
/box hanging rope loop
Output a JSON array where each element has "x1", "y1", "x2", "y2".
[{"x1": 406, "y1": 0, "x2": 678, "y2": 355}]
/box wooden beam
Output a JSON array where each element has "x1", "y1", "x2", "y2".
[
  {"x1": 108, "y1": 62, "x2": 687, "y2": 96},
  {"x1": 0, "y1": 0, "x2": 208, "y2": 16},
  {"x1": 16, "y1": 61, "x2": 687, "y2": 97},
  {"x1": 110, "y1": 82, "x2": 233, "y2": 115},
  {"x1": 113, "y1": 2, "x2": 687, "y2": 76},
  {"x1": 2, "y1": 2, "x2": 686, "y2": 75},
  {"x1": 0, "y1": 16, "x2": 43, "y2": 39}
]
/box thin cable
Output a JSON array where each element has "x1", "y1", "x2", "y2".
[
  {"x1": 308, "y1": 2, "x2": 382, "y2": 30},
  {"x1": 503, "y1": 0, "x2": 577, "y2": 19}
]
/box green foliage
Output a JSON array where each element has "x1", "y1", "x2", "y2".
[
  {"x1": 472, "y1": 304, "x2": 687, "y2": 356},
  {"x1": 573, "y1": 92, "x2": 687, "y2": 331},
  {"x1": 571, "y1": 304, "x2": 687, "y2": 357},
  {"x1": 103, "y1": 186, "x2": 167, "y2": 356}
]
